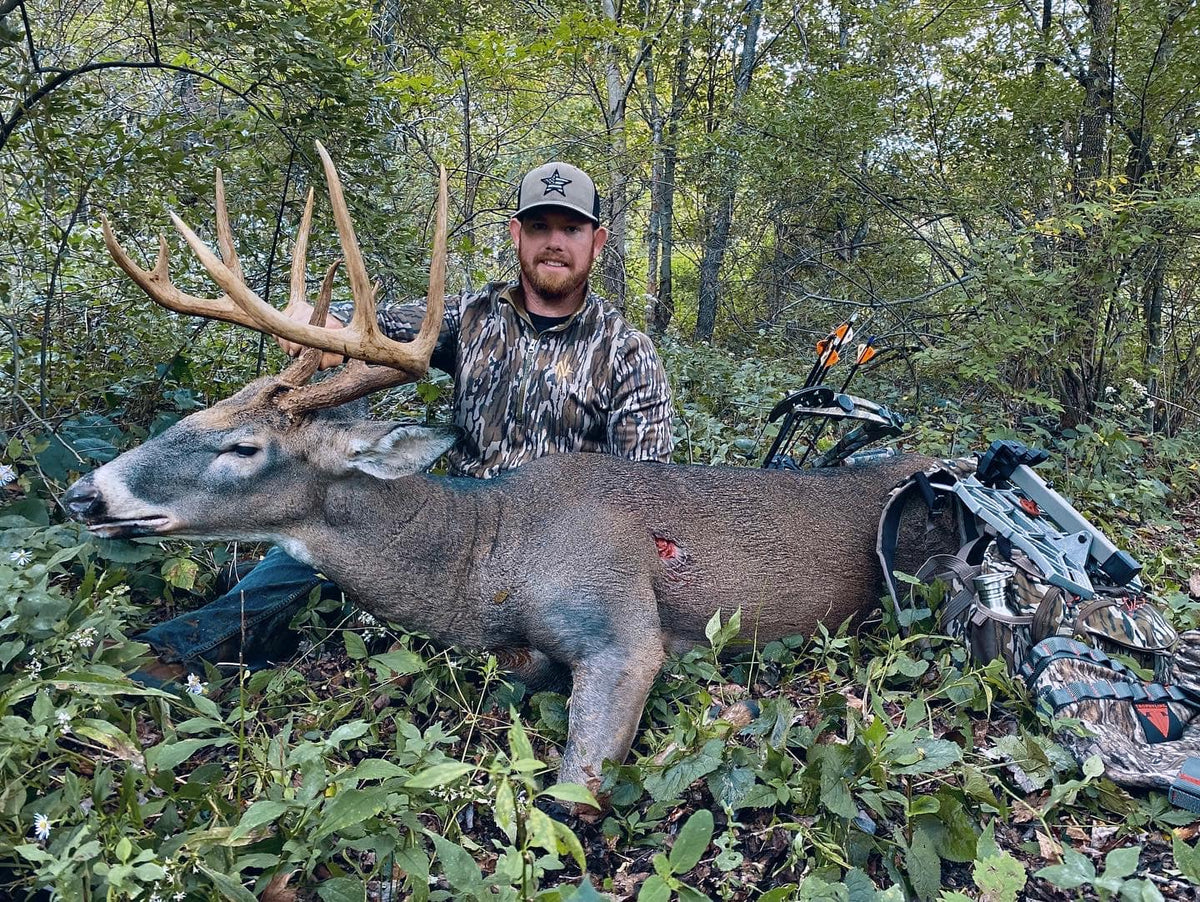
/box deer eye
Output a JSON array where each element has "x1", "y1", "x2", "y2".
[{"x1": 224, "y1": 443, "x2": 261, "y2": 458}]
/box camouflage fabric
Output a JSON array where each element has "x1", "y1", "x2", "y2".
[
  {"x1": 1022, "y1": 635, "x2": 1200, "y2": 792},
  {"x1": 333, "y1": 280, "x2": 674, "y2": 478}
]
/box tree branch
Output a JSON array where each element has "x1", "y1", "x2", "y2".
[{"x1": 1, "y1": 59, "x2": 284, "y2": 154}]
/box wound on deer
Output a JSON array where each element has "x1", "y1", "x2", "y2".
[{"x1": 653, "y1": 533, "x2": 681, "y2": 561}]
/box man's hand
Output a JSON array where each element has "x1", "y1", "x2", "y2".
[{"x1": 278, "y1": 300, "x2": 347, "y2": 370}]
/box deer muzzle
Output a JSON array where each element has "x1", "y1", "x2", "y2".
[{"x1": 63, "y1": 473, "x2": 175, "y2": 539}]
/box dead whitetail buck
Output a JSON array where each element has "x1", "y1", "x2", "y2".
[{"x1": 65, "y1": 142, "x2": 954, "y2": 791}]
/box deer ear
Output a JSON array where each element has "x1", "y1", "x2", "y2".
[{"x1": 344, "y1": 424, "x2": 461, "y2": 479}]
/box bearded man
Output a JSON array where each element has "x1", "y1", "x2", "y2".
[{"x1": 138, "y1": 162, "x2": 675, "y2": 681}]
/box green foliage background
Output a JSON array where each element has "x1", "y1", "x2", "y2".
[{"x1": 3, "y1": 0, "x2": 1200, "y2": 898}]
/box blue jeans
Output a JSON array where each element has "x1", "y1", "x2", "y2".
[{"x1": 140, "y1": 547, "x2": 340, "y2": 672}]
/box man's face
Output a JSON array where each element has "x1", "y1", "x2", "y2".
[{"x1": 509, "y1": 209, "x2": 609, "y2": 303}]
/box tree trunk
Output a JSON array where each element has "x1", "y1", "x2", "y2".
[
  {"x1": 1059, "y1": 0, "x2": 1116, "y2": 422},
  {"x1": 693, "y1": 0, "x2": 762, "y2": 342},
  {"x1": 600, "y1": 0, "x2": 629, "y2": 314},
  {"x1": 645, "y1": 32, "x2": 662, "y2": 330},
  {"x1": 649, "y1": 4, "x2": 694, "y2": 335}
]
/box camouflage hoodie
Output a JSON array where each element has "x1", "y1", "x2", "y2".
[{"x1": 336, "y1": 281, "x2": 674, "y2": 478}]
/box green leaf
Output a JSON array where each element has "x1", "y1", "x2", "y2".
[
  {"x1": 508, "y1": 712, "x2": 535, "y2": 762},
  {"x1": 637, "y1": 875, "x2": 671, "y2": 902},
  {"x1": 229, "y1": 800, "x2": 291, "y2": 842},
  {"x1": 161, "y1": 557, "x2": 198, "y2": 590},
  {"x1": 566, "y1": 879, "x2": 609, "y2": 901},
  {"x1": 426, "y1": 830, "x2": 484, "y2": 894},
  {"x1": 906, "y1": 821, "x2": 942, "y2": 901},
  {"x1": 370, "y1": 649, "x2": 426, "y2": 676},
  {"x1": 1036, "y1": 848, "x2": 1096, "y2": 889},
  {"x1": 669, "y1": 809, "x2": 714, "y2": 874},
  {"x1": 973, "y1": 851, "x2": 1027, "y2": 902},
  {"x1": 542, "y1": 782, "x2": 600, "y2": 809},
  {"x1": 313, "y1": 787, "x2": 390, "y2": 840},
  {"x1": 1102, "y1": 845, "x2": 1141, "y2": 881},
  {"x1": 404, "y1": 762, "x2": 473, "y2": 790},
  {"x1": 552, "y1": 818, "x2": 588, "y2": 871},
  {"x1": 316, "y1": 876, "x2": 366, "y2": 902},
  {"x1": 707, "y1": 764, "x2": 756, "y2": 811},
  {"x1": 892, "y1": 737, "x2": 962, "y2": 775},
  {"x1": 343, "y1": 758, "x2": 409, "y2": 782},
  {"x1": 526, "y1": 807, "x2": 560, "y2": 855},
  {"x1": 343, "y1": 631, "x2": 368, "y2": 660},
  {"x1": 395, "y1": 847, "x2": 430, "y2": 902},
  {"x1": 145, "y1": 738, "x2": 220, "y2": 772},
  {"x1": 644, "y1": 739, "x2": 723, "y2": 801},
  {"x1": 704, "y1": 610, "x2": 723, "y2": 644},
  {"x1": 1172, "y1": 836, "x2": 1200, "y2": 885},
  {"x1": 844, "y1": 867, "x2": 878, "y2": 902},
  {"x1": 198, "y1": 866, "x2": 257, "y2": 902},
  {"x1": 758, "y1": 887, "x2": 798, "y2": 902},
  {"x1": 494, "y1": 779, "x2": 517, "y2": 842},
  {"x1": 908, "y1": 795, "x2": 941, "y2": 817},
  {"x1": 327, "y1": 721, "x2": 371, "y2": 746}
]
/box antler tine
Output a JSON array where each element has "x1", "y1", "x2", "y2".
[
  {"x1": 213, "y1": 168, "x2": 246, "y2": 285},
  {"x1": 100, "y1": 214, "x2": 265, "y2": 329},
  {"x1": 314, "y1": 141, "x2": 378, "y2": 340},
  {"x1": 283, "y1": 187, "x2": 316, "y2": 317},
  {"x1": 280, "y1": 259, "x2": 341, "y2": 388},
  {"x1": 280, "y1": 163, "x2": 449, "y2": 415}
]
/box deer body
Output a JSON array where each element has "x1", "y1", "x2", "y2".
[{"x1": 68, "y1": 384, "x2": 947, "y2": 786}]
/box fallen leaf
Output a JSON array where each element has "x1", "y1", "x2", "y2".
[
  {"x1": 1189, "y1": 571, "x2": 1200, "y2": 598},
  {"x1": 1174, "y1": 822, "x2": 1200, "y2": 842},
  {"x1": 261, "y1": 870, "x2": 297, "y2": 902},
  {"x1": 1012, "y1": 798, "x2": 1042, "y2": 824},
  {"x1": 1036, "y1": 829, "x2": 1063, "y2": 862}
]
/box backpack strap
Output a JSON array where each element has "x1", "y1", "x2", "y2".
[
  {"x1": 876, "y1": 467, "x2": 960, "y2": 634},
  {"x1": 1019, "y1": 636, "x2": 1131, "y2": 686},
  {"x1": 914, "y1": 553, "x2": 980, "y2": 632},
  {"x1": 1035, "y1": 678, "x2": 1197, "y2": 743}
]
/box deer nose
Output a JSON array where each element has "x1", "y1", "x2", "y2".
[{"x1": 63, "y1": 478, "x2": 104, "y2": 519}]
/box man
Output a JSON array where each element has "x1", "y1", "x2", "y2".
[{"x1": 138, "y1": 161, "x2": 674, "y2": 681}]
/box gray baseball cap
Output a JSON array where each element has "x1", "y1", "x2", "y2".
[{"x1": 515, "y1": 162, "x2": 601, "y2": 225}]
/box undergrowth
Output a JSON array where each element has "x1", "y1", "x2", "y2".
[{"x1": 0, "y1": 343, "x2": 1199, "y2": 898}]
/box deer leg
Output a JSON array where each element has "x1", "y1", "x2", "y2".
[{"x1": 558, "y1": 640, "x2": 665, "y2": 791}]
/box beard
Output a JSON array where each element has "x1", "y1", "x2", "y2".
[{"x1": 519, "y1": 252, "x2": 589, "y2": 302}]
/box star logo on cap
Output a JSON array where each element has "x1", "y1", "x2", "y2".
[{"x1": 541, "y1": 169, "x2": 572, "y2": 197}]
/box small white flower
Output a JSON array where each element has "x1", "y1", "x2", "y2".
[
  {"x1": 0, "y1": 463, "x2": 16, "y2": 486},
  {"x1": 32, "y1": 813, "x2": 50, "y2": 841},
  {"x1": 79, "y1": 799, "x2": 93, "y2": 814},
  {"x1": 70, "y1": 627, "x2": 96, "y2": 649},
  {"x1": 184, "y1": 673, "x2": 206, "y2": 696},
  {"x1": 27, "y1": 657, "x2": 42, "y2": 678},
  {"x1": 9, "y1": 549, "x2": 33, "y2": 567},
  {"x1": 55, "y1": 709, "x2": 71, "y2": 733},
  {"x1": 174, "y1": 893, "x2": 185, "y2": 901},
  {"x1": 149, "y1": 893, "x2": 163, "y2": 902}
]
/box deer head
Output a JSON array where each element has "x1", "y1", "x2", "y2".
[{"x1": 64, "y1": 142, "x2": 458, "y2": 545}]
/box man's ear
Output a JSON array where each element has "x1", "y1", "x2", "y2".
[
  {"x1": 509, "y1": 217, "x2": 522, "y2": 252},
  {"x1": 591, "y1": 225, "x2": 609, "y2": 262},
  {"x1": 344, "y1": 424, "x2": 461, "y2": 480}
]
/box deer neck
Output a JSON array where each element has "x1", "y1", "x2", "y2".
[{"x1": 280, "y1": 473, "x2": 500, "y2": 647}]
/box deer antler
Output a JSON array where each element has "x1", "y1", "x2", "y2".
[{"x1": 103, "y1": 141, "x2": 448, "y2": 414}]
